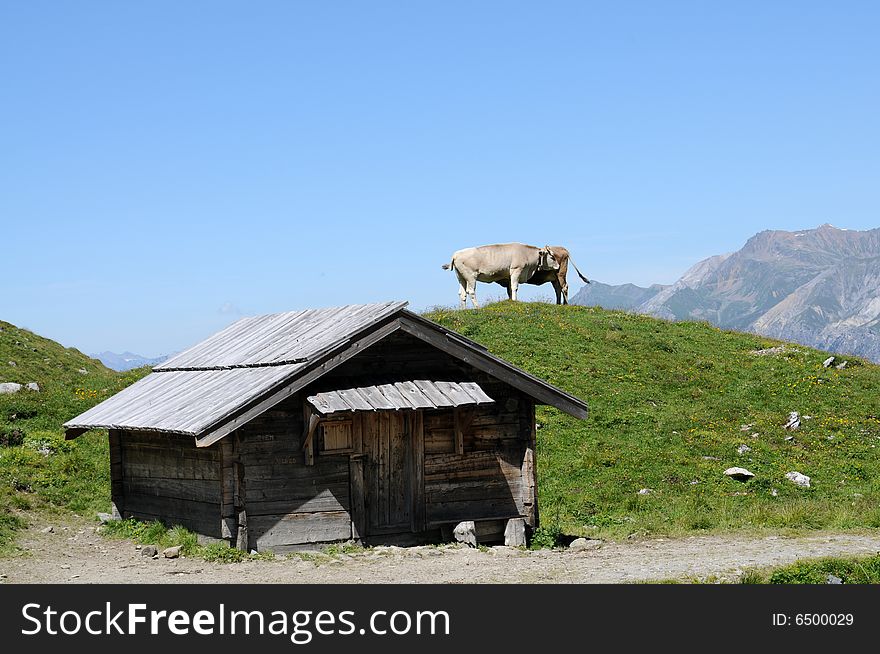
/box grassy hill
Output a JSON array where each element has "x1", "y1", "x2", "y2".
[
  {"x1": 2, "y1": 303, "x2": 880, "y2": 554},
  {"x1": 426, "y1": 302, "x2": 880, "y2": 540},
  {"x1": 0, "y1": 320, "x2": 148, "y2": 552}
]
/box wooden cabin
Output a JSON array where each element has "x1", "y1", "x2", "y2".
[{"x1": 65, "y1": 302, "x2": 587, "y2": 551}]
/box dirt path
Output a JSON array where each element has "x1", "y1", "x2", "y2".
[{"x1": 3, "y1": 515, "x2": 880, "y2": 584}]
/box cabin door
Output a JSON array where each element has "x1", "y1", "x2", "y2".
[{"x1": 362, "y1": 411, "x2": 425, "y2": 536}]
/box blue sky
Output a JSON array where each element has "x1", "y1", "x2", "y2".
[{"x1": 2, "y1": 2, "x2": 878, "y2": 357}]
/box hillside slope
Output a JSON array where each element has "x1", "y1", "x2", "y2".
[
  {"x1": 0, "y1": 320, "x2": 149, "y2": 552},
  {"x1": 427, "y1": 302, "x2": 880, "y2": 539}
]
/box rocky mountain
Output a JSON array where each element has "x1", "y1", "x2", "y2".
[
  {"x1": 93, "y1": 351, "x2": 168, "y2": 371},
  {"x1": 572, "y1": 224, "x2": 880, "y2": 362}
]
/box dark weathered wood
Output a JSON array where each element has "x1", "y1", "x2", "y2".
[
  {"x1": 398, "y1": 315, "x2": 589, "y2": 419},
  {"x1": 246, "y1": 486, "x2": 350, "y2": 516},
  {"x1": 350, "y1": 456, "x2": 366, "y2": 540},
  {"x1": 453, "y1": 408, "x2": 464, "y2": 455},
  {"x1": 249, "y1": 511, "x2": 351, "y2": 549},
  {"x1": 123, "y1": 477, "x2": 221, "y2": 504},
  {"x1": 424, "y1": 448, "x2": 524, "y2": 479},
  {"x1": 109, "y1": 430, "x2": 124, "y2": 520},
  {"x1": 425, "y1": 478, "x2": 523, "y2": 504},
  {"x1": 424, "y1": 427, "x2": 454, "y2": 454},
  {"x1": 411, "y1": 410, "x2": 426, "y2": 532},
  {"x1": 235, "y1": 458, "x2": 248, "y2": 550},
  {"x1": 426, "y1": 497, "x2": 523, "y2": 524},
  {"x1": 245, "y1": 463, "x2": 348, "y2": 492},
  {"x1": 220, "y1": 438, "x2": 236, "y2": 541},
  {"x1": 125, "y1": 493, "x2": 220, "y2": 531},
  {"x1": 122, "y1": 459, "x2": 220, "y2": 481},
  {"x1": 302, "y1": 407, "x2": 320, "y2": 466}
]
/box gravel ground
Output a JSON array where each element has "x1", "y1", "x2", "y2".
[{"x1": 3, "y1": 514, "x2": 880, "y2": 584}]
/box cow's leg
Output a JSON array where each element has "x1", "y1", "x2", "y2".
[
  {"x1": 467, "y1": 279, "x2": 479, "y2": 308},
  {"x1": 509, "y1": 269, "x2": 523, "y2": 302},
  {"x1": 552, "y1": 280, "x2": 563, "y2": 305},
  {"x1": 561, "y1": 282, "x2": 569, "y2": 305},
  {"x1": 455, "y1": 272, "x2": 468, "y2": 309}
]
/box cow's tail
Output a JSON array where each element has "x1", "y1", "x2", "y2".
[
  {"x1": 441, "y1": 257, "x2": 454, "y2": 271},
  {"x1": 570, "y1": 258, "x2": 591, "y2": 284}
]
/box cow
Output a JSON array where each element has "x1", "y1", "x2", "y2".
[
  {"x1": 441, "y1": 243, "x2": 560, "y2": 309},
  {"x1": 495, "y1": 245, "x2": 590, "y2": 304}
]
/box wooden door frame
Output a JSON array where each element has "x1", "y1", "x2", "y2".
[{"x1": 349, "y1": 409, "x2": 425, "y2": 540}]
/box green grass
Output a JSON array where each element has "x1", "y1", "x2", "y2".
[
  {"x1": 426, "y1": 302, "x2": 880, "y2": 542},
  {"x1": 741, "y1": 554, "x2": 880, "y2": 584},
  {"x1": 0, "y1": 319, "x2": 149, "y2": 553},
  {"x1": 100, "y1": 518, "x2": 276, "y2": 563}
]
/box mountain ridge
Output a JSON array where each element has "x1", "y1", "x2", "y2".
[{"x1": 572, "y1": 224, "x2": 880, "y2": 362}]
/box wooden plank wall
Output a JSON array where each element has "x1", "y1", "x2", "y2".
[
  {"x1": 120, "y1": 430, "x2": 222, "y2": 537},
  {"x1": 319, "y1": 331, "x2": 471, "y2": 384},
  {"x1": 423, "y1": 384, "x2": 528, "y2": 526},
  {"x1": 236, "y1": 397, "x2": 352, "y2": 552}
]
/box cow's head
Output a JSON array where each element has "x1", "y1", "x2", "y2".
[{"x1": 538, "y1": 246, "x2": 561, "y2": 271}]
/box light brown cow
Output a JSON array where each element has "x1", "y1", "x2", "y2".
[
  {"x1": 442, "y1": 243, "x2": 560, "y2": 309},
  {"x1": 495, "y1": 245, "x2": 590, "y2": 304}
]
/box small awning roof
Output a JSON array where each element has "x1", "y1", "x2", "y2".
[{"x1": 307, "y1": 381, "x2": 494, "y2": 415}]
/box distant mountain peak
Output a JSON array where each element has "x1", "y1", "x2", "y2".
[
  {"x1": 92, "y1": 351, "x2": 169, "y2": 372},
  {"x1": 572, "y1": 225, "x2": 880, "y2": 362}
]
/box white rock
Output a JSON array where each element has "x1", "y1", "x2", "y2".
[
  {"x1": 26, "y1": 382, "x2": 40, "y2": 392},
  {"x1": 724, "y1": 467, "x2": 755, "y2": 481},
  {"x1": 453, "y1": 521, "x2": 477, "y2": 548},
  {"x1": 162, "y1": 545, "x2": 182, "y2": 558},
  {"x1": 0, "y1": 382, "x2": 22, "y2": 395},
  {"x1": 836, "y1": 361, "x2": 848, "y2": 370},
  {"x1": 503, "y1": 518, "x2": 526, "y2": 547},
  {"x1": 822, "y1": 356, "x2": 835, "y2": 368},
  {"x1": 637, "y1": 488, "x2": 652, "y2": 495},
  {"x1": 737, "y1": 444, "x2": 751, "y2": 454},
  {"x1": 569, "y1": 538, "x2": 602, "y2": 551},
  {"x1": 770, "y1": 488, "x2": 778, "y2": 497},
  {"x1": 783, "y1": 411, "x2": 801, "y2": 430},
  {"x1": 786, "y1": 471, "x2": 811, "y2": 488},
  {"x1": 78, "y1": 368, "x2": 88, "y2": 375}
]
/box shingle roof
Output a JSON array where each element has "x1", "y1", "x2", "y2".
[
  {"x1": 307, "y1": 381, "x2": 494, "y2": 414},
  {"x1": 64, "y1": 301, "x2": 588, "y2": 443}
]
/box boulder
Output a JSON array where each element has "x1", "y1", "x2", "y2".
[
  {"x1": 822, "y1": 356, "x2": 835, "y2": 368},
  {"x1": 162, "y1": 545, "x2": 182, "y2": 559},
  {"x1": 783, "y1": 411, "x2": 801, "y2": 430},
  {"x1": 453, "y1": 521, "x2": 477, "y2": 548},
  {"x1": 141, "y1": 545, "x2": 158, "y2": 557},
  {"x1": 96, "y1": 513, "x2": 114, "y2": 524},
  {"x1": 637, "y1": 488, "x2": 652, "y2": 495},
  {"x1": 40, "y1": 526, "x2": 54, "y2": 534},
  {"x1": 26, "y1": 382, "x2": 40, "y2": 392},
  {"x1": 836, "y1": 361, "x2": 848, "y2": 370},
  {"x1": 724, "y1": 467, "x2": 755, "y2": 481},
  {"x1": 785, "y1": 471, "x2": 811, "y2": 488},
  {"x1": 827, "y1": 574, "x2": 843, "y2": 585},
  {"x1": 78, "y1": 368, "x2": 88, "y2": 375},
  {"x1": 736, "y1": 444, "x2": 751, "y2": 454},
  {"x1": 569, "y1": 538, "x2": 602, "y2": 552},
  {"x1": 503, "y1": 518, "x2": 526, "y2": 547},
  {"x1": 0, "y1": 382, "x2": 22, "y2": 395}
]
